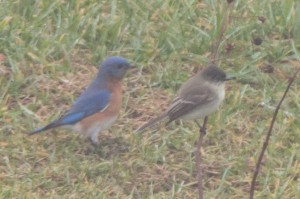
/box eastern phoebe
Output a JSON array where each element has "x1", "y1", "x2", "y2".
[{"x1": 136, "y1": 65, "x2": 233, "y2": 132}]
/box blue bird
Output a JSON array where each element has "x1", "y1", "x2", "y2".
[{"x1": 30, "y1": 56, "x2": 132, "y2": 146}]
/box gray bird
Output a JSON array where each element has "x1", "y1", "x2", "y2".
[{"x1": 136, "y1": 65, "x2": 233, "y2": 132}]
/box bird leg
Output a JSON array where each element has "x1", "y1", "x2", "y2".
[
  {"x1": 194, "y1": 120, "x2": 202, "y2": 128},
  {"x1": 89, "y1": 137, "x2": 99, "y2": 148},
  {"x1": 194, "y1": 119, "x2": 207, "y2": 135}
]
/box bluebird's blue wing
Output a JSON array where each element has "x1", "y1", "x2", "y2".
[
  {"x1": 29, "y1": 90, "x2": 111, "y2": 135},
  {"x1": 61, "y1": 89, "x2": 111, "y2": 124}
]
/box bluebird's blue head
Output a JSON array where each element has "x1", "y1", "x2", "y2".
[{"x1": 99, "y1": 56, "x2": 132, "y2": 79}]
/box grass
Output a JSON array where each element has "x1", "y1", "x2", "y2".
[{"x1": 1, "y1": 0, "x2": 300, "y2": 198}]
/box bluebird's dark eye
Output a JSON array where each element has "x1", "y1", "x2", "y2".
[{"x1": 117, "y1": 64, "x2": 123, "y2": 69}]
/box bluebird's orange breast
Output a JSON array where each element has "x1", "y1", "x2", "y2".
[{"x1": 74, "y1": 78, "x2": 123, "y2": 144}]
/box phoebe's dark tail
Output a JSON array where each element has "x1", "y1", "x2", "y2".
[
  {"x1": 29, "y1": 122, "x2": 60, "y2": 135},
  {"x1": 135, "y1": 111, "x2": 168, "y2": 133}
]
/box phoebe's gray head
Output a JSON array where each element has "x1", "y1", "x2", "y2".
[
  {"x1": 201, "y1": 65, "x2": 231, "y2": 82},
  {"x1": 100, "y1": 56, "x2": 132, "y2": 79}
]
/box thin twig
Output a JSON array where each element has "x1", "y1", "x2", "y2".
[
  {"x1": 195, "y1": 116, "x2": 208, "y2": 199},
  {"x1": 210, "y1": 1, "x2": 234, "y2": 64},
  {"x1": 194, "y1": 1, "x2": 235, "y2": 198},
  {"x1": 249, "y1": 68, "x2": 300, "y2": 199}
]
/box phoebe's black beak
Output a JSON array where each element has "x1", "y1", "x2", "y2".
[{"x1": 225, "y1": 76, "x2": 236, "y2": 81}]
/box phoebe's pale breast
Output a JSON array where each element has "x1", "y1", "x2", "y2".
[{"x1": 180, "y1": 83, "x2": 225, "y2": 120}]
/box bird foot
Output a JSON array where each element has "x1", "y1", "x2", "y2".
[
  {"x1": 89, "y1": 137, "x2": 100, "y2": 148},
  {"x1": 200, "y1": 127, "x2": 207, "y2": 135}
]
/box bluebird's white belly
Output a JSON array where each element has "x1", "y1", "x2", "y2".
[{"x1": 67, "y1": 115, "x2": 118, "y2": 144}]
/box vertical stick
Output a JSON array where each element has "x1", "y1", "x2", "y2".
[
  {"x1": 249, "y1": 68, "x2": 300, "y2": 199},
  {"x1": 195, "y1": 116, "x2": 208, "y2": 199}
]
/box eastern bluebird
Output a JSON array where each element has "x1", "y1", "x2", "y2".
[
  {"x1": 30, "y1": 56, "x2": 132, "y2": 145},
  {"x1": 136, "y1": 65, "x2": 233, "y2": 132}
]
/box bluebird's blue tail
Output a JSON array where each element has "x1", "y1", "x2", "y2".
[{"x1": 29, "y1": 122, "x2": 61, "y2": 135}]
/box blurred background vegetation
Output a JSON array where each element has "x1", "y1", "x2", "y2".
[{"x1": 0, "y1": 0, "x2": 299, "y2": 198}]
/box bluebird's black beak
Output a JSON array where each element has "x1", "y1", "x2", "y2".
[{"x1": 128, "y1": 64, "x2": 138, "y2": 71}]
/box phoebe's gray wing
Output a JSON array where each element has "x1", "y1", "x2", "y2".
[{"x1": 167, "y1": 85, "x2": 216, "y2": 122}]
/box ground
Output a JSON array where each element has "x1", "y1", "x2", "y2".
[{"x1": 0, "y1": 0, "x2": 300, "y2": 198}]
